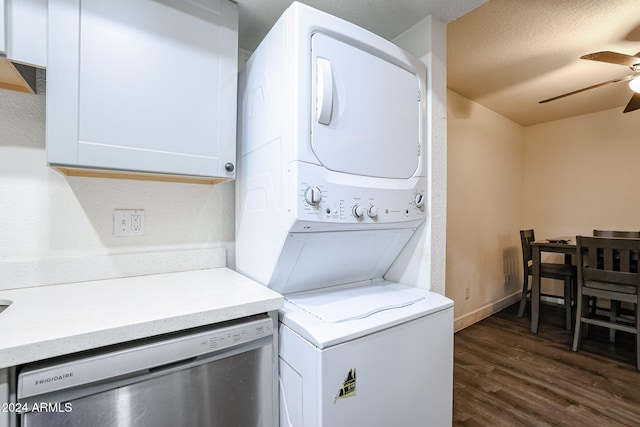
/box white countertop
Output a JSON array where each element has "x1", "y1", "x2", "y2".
[{"x1": 0, "y1": 268, "x2": 283, "y2": 369}]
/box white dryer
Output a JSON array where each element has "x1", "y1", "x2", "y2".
[{"x1": 236, "y1": 3, "x2": 453, "y2": 426}]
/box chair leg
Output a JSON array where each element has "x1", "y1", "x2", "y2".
[
  {"x1": 573, "y1": 293, "x2": 584, "y2": 352},
  {"x1": 636, "y1": 303, "x2": 640, "y2": 371},
  {"x1": 609, "y1": 301, "x2": 620, "y2": 343},
  {"x1": 583, "y1": 295, "x2": 591, "y2": 337},
  {"x1": 564, "y1": 277, "x2": 572, "y2": 331},
  {"x1": 517, "y1": 275, "x2": 529, "y2": 318}
]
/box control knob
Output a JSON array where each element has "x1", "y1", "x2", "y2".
[
  {"x1": 367, "y1": 206, "x2": 379, "y2": 218},
  {"x1": 414, "y1": 193, "x2": 425, "y2": 208},
  {"x1": 304, "y1": 186, "x2": 322, "y2": 205},
  {"x1": 352, "y1": 205, "x2": 365, "y2": 219}
]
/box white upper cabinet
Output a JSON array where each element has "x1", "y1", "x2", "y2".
[
  {"x1": 4, "y1": 0, "x2": 47, "y2": 67},
  {"x1": 0, "y1": 1, "x2": 5, "y2": 56},
  {"x1": 0, "y1": 0, "x2": 45, "y2": 94},
  {"x1": 47, "y1": 0, "x2": 239, "y2": 183}
]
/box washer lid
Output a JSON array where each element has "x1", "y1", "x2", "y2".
[
  {"x1": 288, "y1": 283, "x2": 424, "y2": 323},
  {"x1": 280, "y1": 281, "x2": 454, "y2": 349}
]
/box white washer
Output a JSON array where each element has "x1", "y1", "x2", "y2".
[
  {"x1": 279, "y1": 281, "x2": 453, "y2": 426},
  {"x1": 236, "y1": 3, "x2": 453, "y2": 426}
]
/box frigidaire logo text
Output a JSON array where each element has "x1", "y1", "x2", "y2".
[{"x1": 35, "y1": 372, "x2": 73, "y2": 386}]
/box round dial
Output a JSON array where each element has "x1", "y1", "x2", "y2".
[
  {"x1": 367, "y1": 206, "x2": 379, "y2": 218},
  {"x1": 304, "y1": 186, "x2": 322, "y2": 205},
  {"x1": 414, "y1": 193, "x2": 425, "y2": 208},
  {"x1": 352, "y1": 205, "x2": 365, "y2": 219}
]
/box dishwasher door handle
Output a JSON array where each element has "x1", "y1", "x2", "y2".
[{"x1": 148, "y1": 356, "x2": 198, "y2": 373}]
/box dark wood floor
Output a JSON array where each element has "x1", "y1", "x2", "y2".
[{"x1": 453, "y1": 303, "x2": 640, "y2": 426}]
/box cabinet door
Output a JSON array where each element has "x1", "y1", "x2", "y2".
[
  {"x1": 0, "y1": 0, "x2": 6, "y2": 56},
  {"x1": 47, "y1": 0, "x2": 238, "y2": 181},
  {"x1": 5, "y1": 0, "x2": 47, "y2": 67}
]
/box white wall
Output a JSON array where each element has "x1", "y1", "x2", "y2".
[
  {"x1": 388, "y1": 15, "x2": 448, "y2": 295},
  {"x1": 523, "y1": 106, "x2": 640, "y2": 236},
  {"x1": 446, "y1": 90, "x2": 524, "y2": 329},
  {"x1": 521, "y1": 106, "x2": 640, "y2": 301},
  {"x1": 446, "y1": 91, "x2": 640, "y2": 330},
  {"x1": 0, "y1": 71, "x2": 235, "y2": 291}
]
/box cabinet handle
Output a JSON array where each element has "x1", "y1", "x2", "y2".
[{"x1": 316, "y1": 57, "x2": 333, "y2": 125}]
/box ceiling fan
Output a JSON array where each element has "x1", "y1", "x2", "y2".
[{"x1": 539, "y1": 51, "x2": 640, "y2": 113}]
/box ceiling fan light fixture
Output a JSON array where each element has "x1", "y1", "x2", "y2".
[{"x1": 629, "y1": 77, "x2": 640, "y2": 93}]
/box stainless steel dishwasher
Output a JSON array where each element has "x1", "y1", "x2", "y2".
[{"x1": 16, "y1": 315, "x2": 276, "y2": 427}]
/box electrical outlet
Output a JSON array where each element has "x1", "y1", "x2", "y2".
[
  {"x1": 465, "y1": 287, "x2": 470, "y2": 300},
  {"x1": 114, "y1": 209, "x2": 145, "y2": 236},
  {"x1": 504, "y1": 274, "x2": 510, "y2": 285},
  {"x1": 131, "y1": 214, "x2": 142, "y2": 231}
]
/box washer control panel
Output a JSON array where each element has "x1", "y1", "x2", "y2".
[{"x1": 297, "y1": 181, "x2": 426, "y2": 225}]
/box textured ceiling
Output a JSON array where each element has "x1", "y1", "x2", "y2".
[
  {"x1": 448, "y1": 0, "x2": 640, "y2": 126},
  {"x1": 236, "y1": 0, "x2": 487, "y2": 51}
]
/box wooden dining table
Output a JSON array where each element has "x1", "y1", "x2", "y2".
[{"x1": 530, "y1": 238, "x2": 576, "y2": 333}]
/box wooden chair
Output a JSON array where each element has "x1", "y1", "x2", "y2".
[
  {"x1": 573, "y1": 236, "x2": 640, "y2": 370},
  {"x1": 592, "y1": 230, "x2": 640, "y2": 342},
  {"x1": 517, "y1": 229, "x2": 577, "y2": 330},
  {"x1": 593, "y1": 230, "x2": 640, "y2": 238}
]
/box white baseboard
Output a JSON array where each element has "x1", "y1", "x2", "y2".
[{"x1": 454, "y1": 292, "x2": 521, "y2": 332}]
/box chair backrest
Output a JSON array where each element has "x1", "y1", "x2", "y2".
[
  {"x1": 577, "y1": 236, "x2": 640, "y2": 290},
  {"x1": 520, "y1": 229, "x2": 535, "y2": 267},
  {"x1": 593, "y1": 230, "x2": 640, "y2": 238}
]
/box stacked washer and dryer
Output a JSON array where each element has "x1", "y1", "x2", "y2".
[{"x1": 236, "y1": 3, "x2": 453, "y2": 426}]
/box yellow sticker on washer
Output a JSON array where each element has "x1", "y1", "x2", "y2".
[{"x1": 334, "y1": 368, "x2": 357, "y2": 403}]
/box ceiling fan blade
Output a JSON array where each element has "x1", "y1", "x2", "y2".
[
  {"x1": 539, "y1": 74, "x2": 636, "y2": 104},
  {"x1": 623, "y1": 92, "x2": 640, "y2": 113},
  {"x1": 580, "y1": 51, "x2": 640, "y2": 67}
]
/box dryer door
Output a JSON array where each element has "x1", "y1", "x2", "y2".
[{"x1": 311, "y1": 33, "x2": 422, "y2": 179}]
